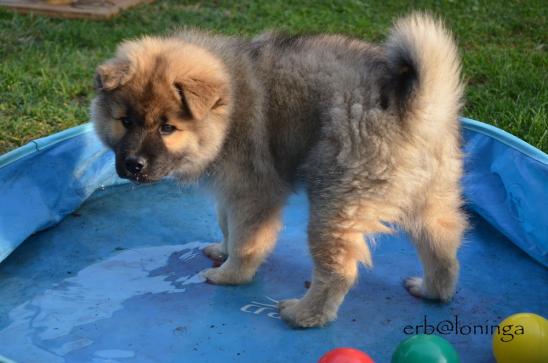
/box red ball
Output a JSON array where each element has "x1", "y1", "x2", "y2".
[{"x1": 318, "y1": 348, "x2": 375, "y2": 363}]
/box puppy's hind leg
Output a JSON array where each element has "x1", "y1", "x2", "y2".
[
  {"x1": 404, "y1": 193, "x2": 466, "y2": 302},
  {"x1": 279, "y1": 207, "x2": 383, "y2": 328}
]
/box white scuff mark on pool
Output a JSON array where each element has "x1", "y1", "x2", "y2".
[
  {"x1": 0, "y1": 242, "x2": 209, "y2": 363},
  {"x1": 240, "y1": 296, "x2": 281, "y2": 319}
]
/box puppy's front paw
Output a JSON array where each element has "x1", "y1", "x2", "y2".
[
  {"x1": 202, "y1": 264, "x2": 253, "y2": 285},
  {"x1": 278, "y1": 298, "x2": 335, "y2": 328},
  {"x1": 203, "y1": 267, "x2": 236, "y2": 285},
  {"x1": 203, "y1": 243, "x2": 228, "y2": 262}
]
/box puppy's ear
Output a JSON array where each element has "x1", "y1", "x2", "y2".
[
  {"x1": 95, "y1": 59, "x2": 132, "y2": 92},
  {"x1": 174, "y1": 79, "x2": 223, "y2": 120}
]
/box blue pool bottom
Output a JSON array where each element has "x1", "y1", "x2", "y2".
[{"x1": 0, "y1": 181, "x2": 546, "y2": 363}]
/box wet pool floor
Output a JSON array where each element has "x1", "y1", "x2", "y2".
[{"x1": 0, "y1": 181, "x2": 546, "y2": 362}]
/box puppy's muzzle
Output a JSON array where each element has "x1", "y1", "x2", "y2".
[{"x1": 125, "y1": 156, "x2": 147, "y2": 175}]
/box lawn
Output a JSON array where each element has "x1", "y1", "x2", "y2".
[{"x1": 0, "y1": 0, "x2": 546, "y2": 153}]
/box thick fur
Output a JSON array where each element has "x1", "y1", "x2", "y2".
[{"x1": 91, "y1": 13, "x2": 466, "y2": 328}]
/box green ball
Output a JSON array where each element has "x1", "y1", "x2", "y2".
[{"x1": 391, "y1": 334, "x2": 460, "y2": 363}]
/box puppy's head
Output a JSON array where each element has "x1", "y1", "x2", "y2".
[{"x1": 91, "y1": 36, "x2": 231, "y2": 183}]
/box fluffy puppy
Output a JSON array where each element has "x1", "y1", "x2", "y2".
[{"x1": 91, "y1": 12, "x2": 466, "y2": 328}]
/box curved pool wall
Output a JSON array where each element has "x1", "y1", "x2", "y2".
[{"x1": 0, "y1": 118, "x2": 546, "y2": 267}]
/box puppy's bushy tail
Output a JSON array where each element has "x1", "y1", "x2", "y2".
[{"x1": 384, "y1": 13, "x2": 463, "y2": 132}]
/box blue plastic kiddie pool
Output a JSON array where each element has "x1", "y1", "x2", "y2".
[{"x1": 0, "y1": 118, "x2": 546, "y2": 362}]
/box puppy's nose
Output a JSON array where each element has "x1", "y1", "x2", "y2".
[{"x1": 125, "y1": 156, "x2": 146, "y2": 174}]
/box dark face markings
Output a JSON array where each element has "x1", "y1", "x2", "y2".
[{"x1": 111, "y1": 73, "x2": 187, "y2": 181}]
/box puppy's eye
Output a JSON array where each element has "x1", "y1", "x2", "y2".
[
  {"x1": 160, "y1": 124, "x2": 176, "y2": 135},
  {"x1": 119, "y1": 116, "x2": 132, "y2": 127}
]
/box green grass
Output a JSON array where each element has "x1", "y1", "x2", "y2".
[{"x1": 0, "y1": 0, "x2": 546, "y2": 153}]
